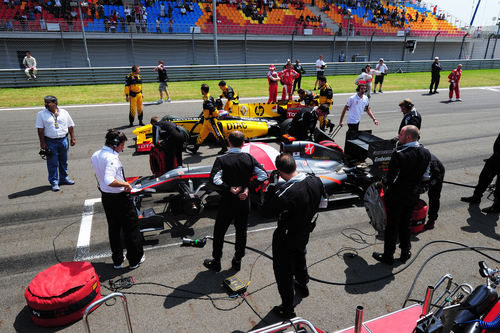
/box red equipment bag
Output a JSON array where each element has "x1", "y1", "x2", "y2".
[
  {"x1": 24, "y1": 261, "x2": 101, "y2": 327},
  {"x1": 150, "y1": 145, "x2": 166, "y2": 177},
  {"x1": 410, "y1": 199, "x2": 428, "y2": 234}
]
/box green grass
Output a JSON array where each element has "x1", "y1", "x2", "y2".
[{"x1": 1, "y1": 69, "x2": 500, "y2": 108}]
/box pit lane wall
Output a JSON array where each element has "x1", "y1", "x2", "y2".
[{"x1": 1, "y1": 59, "x2": 499, "y2": 88}]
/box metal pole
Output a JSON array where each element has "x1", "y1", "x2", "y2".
[
  {"x1": 78, "y1": 3, "x2": 91, "y2": 67},
  {"x1": 469, "y1": 0, "x2": 482, "y2": 27},
  {"x1": 458, "y1": 32, "x2": 469, "y2": 59},
  {"x1": 431, "y1": 31, "x2": 440, "y2": 59},
  {"x1": 401, "y1": 33, "x2": 407, "y2": 61},
  {"x1": 291, "y1": 30, "x2": 295, "y2": 61},
  {"x1": 484, "y1": 34, "x2": 494, "y2": 59},
  {"x1": 212, "y1": 0, "x2": 218, "y2": 65},
  {"x1": 345, "y1": 16, "x2": 351, "y2": 61},
  {"x1": 244, "y1": 29, "x2": 247, "y2": 64},
  {"x1": 191, "y1": 28, "x2": 195, "y2": 64},
  {"x1": 354, "y1": 306, "x2": 364, "y2": 333},
  {"x1": 130, "y1": 32, "x2": 135, "y2": 64},
  {"x1": 331, "y1": 34, "x2": 336, "y2": 62},
  {"x1": 368, "y1": 31, "x2": 375, "y2": 61},
  {"x1": 491, "y1": 22, "x2": 500, "y2": 59}
]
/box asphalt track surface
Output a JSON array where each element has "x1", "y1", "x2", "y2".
[{"x1": 1, "y1": 87, "x2": 500, "y2": 333}]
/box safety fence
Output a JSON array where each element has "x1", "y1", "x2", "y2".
[{"x1": 2, "y1": 59, "x2": 499, "y2": 88}]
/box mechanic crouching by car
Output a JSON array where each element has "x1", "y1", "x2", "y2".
[
  {"x1": 297, "y1": 88, "x2": 317, "y2": 107},
  {"x1": 289, "y1": 104, "x2": 330, "y2": 140},
  {"x1": 90, "y1": 129, "x2": 145, "y2": 270},
  {"x1": 263, "y1": 153, "x2": 326, "y2": 319},
  {"x1": 188, "y1": 84, "x2": 227, "y2": 155},
  {"x1": 36, "y1": 95, "x2": 76, "y2": 192},
  {"x1": 372, "y1": 125, "x2": 431, "y2": 265},
  {"x1": 203, "y1": 131, "x2": 268, "y2": 272},
  {"x1": 218, "y1": 80, "x2": 239, "y2": 111},
  {"x1": 150, "y1": 116, "x2": 185, "y2": 176}
]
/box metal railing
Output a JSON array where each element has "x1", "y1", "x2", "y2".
[{"x1": 2, "y1": 59, "x2": 499, "y2": 88}]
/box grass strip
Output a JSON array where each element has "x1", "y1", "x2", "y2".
[{"x1": 1, "y1": 69, "x2": 499, "y2": 108}]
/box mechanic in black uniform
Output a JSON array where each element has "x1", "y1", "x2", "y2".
[
  {"x1": 429, "y1": 56, "x2": 442, "y2": 94},
  {"x1": 425, "y1": 153, "x2": 445, "y2": 229},
  {"x1": 263, "y1": 153, "x2": 325, "y2": 319},
  {"x1": 297, "y1": 88, "x2": 317, "y2": 106},
  {"x1": 373, "y1": 125, "x2": 431, "y2": 265},
  {"x1": 398, "y1": 98, "x2": 421, "y2": 134},
  {"x1": 150, "y1": 116, "x2": 185, "y2": 172},
  {"x1": 288, "y1": 104, "x2": 330, "y2": 140},
  {"x1": 204, "y1": 131, "x2": 268, "y2": 272},
  {"x1": 461, "y1": 131, "x2": 500, "y2": 213},
  {"x1": 293, "y1": 59, "x2": 305, "y2": 92}
]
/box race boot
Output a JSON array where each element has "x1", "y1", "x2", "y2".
[
  {"x1": 372, "y1": 252, "x2": 394, "y2": 265},
  {"x1": 128, "y1": 114, "x2": 134, "y2": 128},
  {"x1": 460, "y1": 195, "x2": 481, "y2": 204},
  {"x1": 138, "y1": 114, "x2": 145, "y2": 126}
]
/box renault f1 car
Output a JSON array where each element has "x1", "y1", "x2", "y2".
[{"x1": 132, "y1": 101, "x2": 317, "y2": 152}]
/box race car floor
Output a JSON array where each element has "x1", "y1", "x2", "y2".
[{"x1": 1, "y1": 87, "x2": 500, "y2": 332}]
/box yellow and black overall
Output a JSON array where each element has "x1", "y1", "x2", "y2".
[
  {"x1": 124, "y1": 72, "x2": 143, "y2": 126},
  {"x1": 193, "y1": 94, "x2": 227, "y2": 153},
  {"x1": 220, "y1": 85, "x2": 239, "y2": 111},
  {"x1": 318, "y1": 82, "x2": 334, "y2": 129}
]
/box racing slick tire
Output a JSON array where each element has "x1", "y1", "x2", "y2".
[{"x1": 279, "y1": 118, "x2": 293, "y2": 135}]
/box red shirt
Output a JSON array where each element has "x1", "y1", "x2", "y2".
[
  {"x1": 448, "y1": 69, "x2": 462, "y2": 83},
  {"x1": 278, "y1": 68, "x2": 300, "y2": 85}
]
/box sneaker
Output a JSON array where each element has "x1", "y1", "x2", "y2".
[
  {"x1": 482, "y1": 205, "x2": 500, "y2": 214},
  {"x1": 379, "y1": 90, "x2": 383, "y2": 93},
  {"x1": 166, "y1": 98, "x2": 171, "y2": 103},
  {"x1": 399, "y1": 251, "x2": 411, "y2": 264},
  {"x1": 51, "y1": 184, "x2": 60, "y2": 192},
  {"x1": 157, "y1": 99, "x2": 163, "y2": 104},
  {"x1": 434, "y1": 91, "x2": 439, "y2": 94},
  {"x1": 128, "y1": 123, "x2": 134, "y2": 128},
  {"x1": 372, "y1": 91, "x2": 377, "y2": 94},
  {"x1": 456, "y1": 98, "x2": 462, "y2": 102},
  {"x1": 460, "y1": 196, "x2": 481, "y2": 204},
  {"x1": 33, "y1": 75, "x2": 37, "y2": 79},
  {"x1": 203, "y1": 258, "x2": 221, "y2": 272},
  {"x1": 129, "y1": 254, "x2": 146, "y2": 269},
  {"x1": 27, "y1": 77, "x2": 32, "y2": 81},
  {"x1": 424, "y1": 220, "x2": 435, "y2": 230},
  {"x1": 372, "y1": 252, "x2": 394, "y2": 265},
  {"x1": 59, "y1": 178, "x2": 75, "y2": 185},
  {"x1": 139, "y1": 122, "x2": 145, "y2": 126},
  {"x1": 294, "y1": 280, "x2": 309, "y2": 297},
  {"x1": 113, "y1": 263, "x2": 124, "y2": 269},
  {"x1": 231, "y1": 257, "x2": 241, "y2": 271},
  {"x1": 272, "y1": 305, "x2": 296, "y2": 319},
  {"x1": 448, "y1": 99, "x2": 453, "y2": 102}
]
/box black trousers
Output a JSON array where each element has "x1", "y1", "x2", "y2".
[
  {"x1": 429, "y1": 74, "x2": 440, "y2": 92},
  {"x1": 473, "y1": 155, "x2": 500, "y2": 199},
  {"x1": 346, "y1": 123, "x2": 360, "y2": 140},
  {"x1": 212, "y1": 194, "x2": 249, "y2": 261},
  {"x1": 428, "y1": 176, "x2": 444, "y2": 221},
  {"x1": 293, "y1": 76, "x2": 302, "y2": 92},
  {"x1": 384, "y1": 195, "x2": 417, "y2": 257},
  {"x1": 101, "y1": 192, "x2": 144, "y2": 266},
  {"x1": 272, "y1": 229, "x2": 309, "y2": 310}
]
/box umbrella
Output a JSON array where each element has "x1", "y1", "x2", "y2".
[{"x1": 241, "y1": 142, "x2": 280, "y2": 171}]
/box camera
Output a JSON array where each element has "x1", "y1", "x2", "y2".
[{"x1": 39, "y1": 149, "x2": 53, "y2": 160}]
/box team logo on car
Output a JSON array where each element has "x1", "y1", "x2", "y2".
[
  {"x1": 226, "y1": 122, "x2": 248, "y2": 130},
  {"x1": 305, "y1": 143, "x2": 315, "y2": 155},
  {"x1": 255, "y1": 105, "x2": 265, "y2": 117}
]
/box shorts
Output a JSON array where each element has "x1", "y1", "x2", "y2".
[
  {"x1": 316, "y1": 71, "x2": 325, "y2": 80},
  {"x1": 374, "y1": 74, "x2": 385, "y2": 84},
  {"x1": 159, "y1": 81, "x2": 168, "y2": 91}
]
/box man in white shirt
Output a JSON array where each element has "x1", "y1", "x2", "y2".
[
  {"x1": 36, "y1": 95, "x2": 76, "y2": 191},
  {"x1": 23, "y1": 51, "x2": 37, "y2": 80},
  {"x1": 314, "y1": 55, "x2": 326, "y2": 90},
  {"x1": 339, "y1": 82, "x2": 379, "y2": 139},
  {"x1": 90, "y1": 129, "x2": 145, "y2": 269},
  {"x1": 373, "y1": 58, "x2": 389, "y2": 94}
]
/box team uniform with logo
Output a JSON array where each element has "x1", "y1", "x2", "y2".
[
  {"x1": 448, "y1": 68, "x2": 462, "y2": 100},
  {"x1": 124, "y1": 72, "x2": 144, "y2": 126},
  {"x1": 278, "y1": 68, "x2": 300, "y2": 101}
]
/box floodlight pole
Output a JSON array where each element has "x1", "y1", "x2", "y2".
[
  {"x1": 491, "y1": 20, "x2": 500, "y2": 59},
  {"x1": 213, "y1": 0, "x2": 219, "y2": 65},
  {"x1": 344, "y1": 14, "x2": 352, "y2": 61},
  {"x1": 78, "y1": 2, "x2": 91, "y2": 67}
]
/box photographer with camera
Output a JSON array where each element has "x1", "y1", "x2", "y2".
[{"x1": 36, "y1": 96, "x2": 76, "y2": 192}]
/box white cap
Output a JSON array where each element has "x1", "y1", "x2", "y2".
[
  {"x1": 379, "y1": 58, "x2": 384, "y2": 61},
  {"x1": 434, "y1": 56, "x2": 439, "y2": 60}
]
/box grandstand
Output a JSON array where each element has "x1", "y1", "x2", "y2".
[{"x1": 0, "y1": 0, "x2": 466, "y2": 37}]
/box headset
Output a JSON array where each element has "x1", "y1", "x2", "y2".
[{"x1": 105, "y1": 130, "x2": 127, "y2": 148}]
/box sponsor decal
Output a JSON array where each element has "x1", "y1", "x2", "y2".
[
  {"x1": 240, "y1": 105, "x2": 248, "y2": 116},
  {"x1": 226, "y1": 122, "x2": 248, "y2": 130},
  {"x1": 305, "y1": 143, "x2": 315, "y2": 155},
  {"x1": 255, "y1": 105, "x2": 265, "y2": 116}
]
